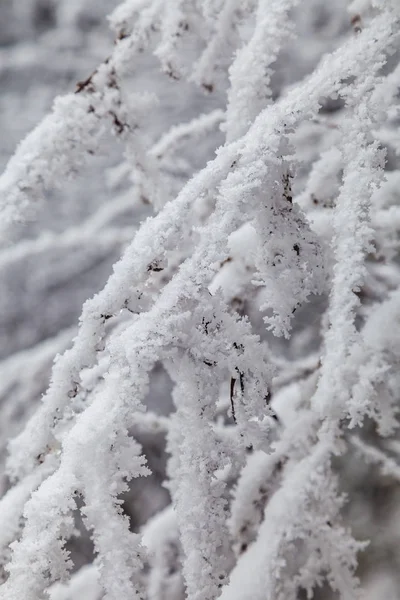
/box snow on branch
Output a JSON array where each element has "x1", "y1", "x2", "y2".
[
  {"x1": 0, "y1": 4, "x2": 161, "y2": 235},
  {"x1": 1, "y1": 1, "x2": 400, "y2": 600},
  {"x1": 224, "y1": 0, "x2": 297, "y2": 142}
]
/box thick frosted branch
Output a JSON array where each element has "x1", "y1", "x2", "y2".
[{"x1": 225, "y1": 0, "x2": 298, "y2": 142}]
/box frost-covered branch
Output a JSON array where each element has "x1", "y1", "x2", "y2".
[{"x1": 1, "y1": 1, "x2": 400, "y2": 599}]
